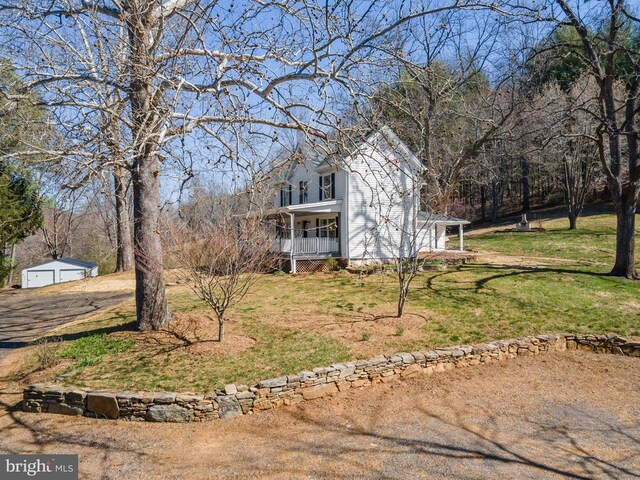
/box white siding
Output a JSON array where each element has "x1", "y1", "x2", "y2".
[
  {"x1": 346, "y1": 136, "x2": 422, "y2": 261},
  {"x1": 436, "y1": 225, "x2": 447, "y2": 250},
  {"x1": 416, "y1": 224, "x2": 438, "y2": 252},
  {"x1": 274, "y1": 157, "x2": 347, "y2": 207},
  {"x1": 21, "y1": 260, "x2": 98, "y2": 288}
]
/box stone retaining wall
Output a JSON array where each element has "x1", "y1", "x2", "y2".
[{"x1": 22, "y1": 333, "x2": 640, "y2": 422}]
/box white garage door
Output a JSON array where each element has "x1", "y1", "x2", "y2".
[
  {"x1": 59, "y1": 269, "x2": 86, "y2": 283},
  {"x1": 26, "y1": 270, "x2": 55, "y2": 288}
]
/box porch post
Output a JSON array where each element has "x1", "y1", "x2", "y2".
[
  {"x1": 337, "y1": 213, "x2": 341, "y2": 256},
  {"x1": 459, "y1": 224, "x2": 464, "y2": 252},
  {"x1": 289, "y1": 212, "x2": 296, "y2": 273}
]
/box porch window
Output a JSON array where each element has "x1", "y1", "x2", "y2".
[
  {"x1": 318, "y1": 218, "x2": 337, "y2": 238},
  {"x1": 299, "y1": 181, "x2": 308, "y2": 204},
  {"x1": 319, "y1": 173, "x2": 335, "y2": 201}
]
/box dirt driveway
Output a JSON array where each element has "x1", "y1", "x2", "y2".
[
  {"x1": 0, "y1": 288, "x2": 132, "y2": 359},
  {"x1": 0, "y1": 351, "x2": 638, "y2": 479}
]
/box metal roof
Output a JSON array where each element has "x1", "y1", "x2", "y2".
[
  {"x1": 244, "y1": 199, "x2": 344, "y2": 217},
  {"x1": 418, "y1": 212, "x2": 470, "y2": 225},
  {"x1": 24, "y1": 257, "x2": 98, "y2": 270}
]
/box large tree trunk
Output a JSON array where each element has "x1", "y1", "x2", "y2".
[
  {"x1": 131, "y1": 152, "x2": 171, "y2": 330},
  {"x1": 113, "y1": 162, "x2": 134, "y2": 272},
  {"x1": 610, "y1": 196, "x2": 638, "y2": 279},
  {"x1": 128, "y1": 1, "x2": 171, "y2": 330}
]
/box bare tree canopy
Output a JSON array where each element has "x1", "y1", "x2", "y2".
[
  {"x1": 542, "y1": 0, "x2": 640, "y2": 278},
  {"x1": 1, "y1": 0, "x2": 637, "y2": 337},
  {"x1": 1, "y1": 0, "x2": 521, "y2": 328}
]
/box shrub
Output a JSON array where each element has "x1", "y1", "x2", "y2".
[
  {"x1": 325, "y1": 257, "x2": 340, "y2": 271},
  {"x1": 34, "y1": 336, "x2": 62, "y2": 370}
]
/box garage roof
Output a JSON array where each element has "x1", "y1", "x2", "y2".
[{"x1": 25, "y1": 257, "x2": 97, "y2": 270}]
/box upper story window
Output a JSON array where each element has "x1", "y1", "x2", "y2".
[
  {"x1": 319, "y1": 173, "x2": 335, "y2": 201},
  {"x1": 280, "y1": 184, "x2": 292, "y2": 207},
  {"x1": 299, "y1": 181, "x2": 308, "y2": 204}
]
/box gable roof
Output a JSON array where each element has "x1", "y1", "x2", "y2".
[
  {"x1": 25, "y1": 257, "x2": 97, "y2": 270},
  {"x1": 373, "y1": 126, "x2": 425, "y2": 174},
  {"x1": 272, "y1": 126, "x2": 424, "y2": 182}
]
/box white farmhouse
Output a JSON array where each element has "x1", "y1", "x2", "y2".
[{"x1": 261, "y1": 126, "x2": 469, "y2": 273}]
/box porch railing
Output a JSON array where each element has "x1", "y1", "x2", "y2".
[{"x1": 275, "y1": 237, "x2": 339, "y2": 254}]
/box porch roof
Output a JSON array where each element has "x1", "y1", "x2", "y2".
[
  {"x1": 418, "y1": 212, "x2": 470, "y2": 225},
  {"x1": 254, "y1": 199, "x2": 343, "y2": 217}
]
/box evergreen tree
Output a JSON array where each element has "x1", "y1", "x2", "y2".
[
  {"x1": 0, "y1": 162, "x2": 42, "y2": 285},
  {"x1": 0, "y1": 60, "x2": 45, "y2": 285}
]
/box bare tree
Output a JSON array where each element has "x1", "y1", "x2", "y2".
[
  {"x1": 176, "y1": 194, "x2": 276, "y2": 342},
  {"x1": 326, "y1": 125, "x2": 434, "y2": 318},
  {"x1": 530, "y1": 78, "x2": 603, "y2": 229},
  {"x1": 38, "y1": 169, "x2": 92, "y2": 260},
  {"x1": 543, "y1": 0, "x2": 640, "y2": 278},
  {"x1": 364, "y1": 10, "x2": 522, "y2": 213}
]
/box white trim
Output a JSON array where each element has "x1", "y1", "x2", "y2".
[
  {"x1": 260, "y1": 199, "x2": 343, "y2": 216},
  {"x1": 377, "y1": 125, "x2": 425, "y2": 173},
  {"x1": 315, "y1": 163, "x2": 339, "y2": 174},
  {"x1": 344, "y1": 170, "x2": 351, "y2": 262}
]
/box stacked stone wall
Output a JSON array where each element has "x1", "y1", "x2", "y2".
[{"x1": 22, "y1": 333, "x2": 640, "y2": 422}]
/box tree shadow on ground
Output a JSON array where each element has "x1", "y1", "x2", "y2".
[
  {"x1": 422, "y1": 263, "x2": 612, "y2": 296},
  {"x1": 0, "y1": 320, "x2": 138, "y2": 352},
  {"x1": 260, "y1": 399, "x2": 640, "y2": 479},
  {"x1": 0, "y1": 398, "x2": 151, "y2": 472}
]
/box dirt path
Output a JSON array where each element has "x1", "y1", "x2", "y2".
[
  {"x1": 1, "y1": 351, "x2": 638, "y2": 479},
  {"x1": 475, "y1": 251, "x2": 606, "y2": 268}
]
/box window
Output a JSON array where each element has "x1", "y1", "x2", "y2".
[
  {"x1": 319, "y1": 173, "x2": 335, "y2": 200},
  {"x1": 319, "y1": 218, "x2": 338, "y2": 238},
  {"x1": 280, "y1": 184, "x2": 292, "y2": 206},
  {"x1": 299, "y1": 181, "x2": 308, "y2": 204}
]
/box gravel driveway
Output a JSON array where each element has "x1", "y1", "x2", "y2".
[
  {"x1": 1, "y1": 351, "x2": 638, "y2": 479},
  {"x1": 0, "y1": 288, "x2": 132, "y2": 359}
]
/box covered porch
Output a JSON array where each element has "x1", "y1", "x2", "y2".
[
  {"x1": 267, "y1": 200, "x2": 344, "y2": 272},
  {"x1": 418, "y1": 212, "x2": 471, "y2": 252},
  {"x1": 277, "y1": 236, "x2": 340, "y2": 256}
]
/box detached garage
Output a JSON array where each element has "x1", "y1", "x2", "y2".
[{"x1": 21, "y1": 258, "x2": 98, "y2": 289}]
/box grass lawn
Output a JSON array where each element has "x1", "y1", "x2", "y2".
[
  {"x1": 466, "y1": 213, "x2": 640, "y2": 267},
  {"x1": 15, "y1": 212, "x2": 640, "y2": 393}
]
